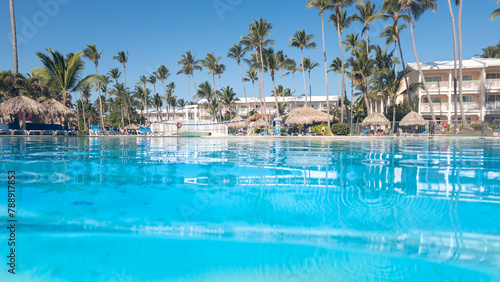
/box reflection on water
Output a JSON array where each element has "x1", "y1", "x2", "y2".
[{"x1": 0, "y1": 137, "x2": 499, "y2": 280}]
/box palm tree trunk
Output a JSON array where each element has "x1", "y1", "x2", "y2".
[
  {"x1": 252, "y1": 81, "x2": 257, "y2": 111},
  {"x1": 321, "y1": 11, "x2": 331, "y2": 134},
  {"x1": 308, "y1": 71, "x2": 313, "y2": 106},
  {"x1": 458, "y1": 0, "x2": 468, "y2": 129},
  {"x1": 9, "y1": 0, "x2": 18, "y2": 74},
  {"x1": 238, "y1": 62, "x2": 250, "y2": 110},
  {"x1": 259, "y1": 45, "x2": 268, "y2": 123},
  {"x1": 94, "y1": 65, "x2": 105, "y2": 130},
  {"x1": 123, "y1": 65, "x2": 127, "y2": 89},
  {"x1": 392, "y1": 99, "x2": 396, "y2": 134},
  {"x1": 448, "y1": 0, "x2": 459, "y2": 132},
  {"x1": 396, "y1": 28, "x2": 416, "y2": 113},
  {"x1": 292, "y1": 72, "x2": 297, "y2": 108},
  {"x1": 257, "y1": 67, "x2": 265, "y2": 115},
  {"x1": 271, "y1": 74, "x2": 279, "y2": 117},
  {"x1": 337, "y1": 28, "x2": 346, "y2": 123},
  {"x1": 81, "y1": 99, "x2": 87, "y2": 131},
  {"x1": 300, "y1": 48, "x2": 308, "y2": 108}
]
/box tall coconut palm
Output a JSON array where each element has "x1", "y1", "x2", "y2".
[
  {"x1": 245, "y1": 69, "x2": 259, "y2": 110},
  {"x1": 284, "y1": 58, "x2": 299, "y2": 108},
  {"x1": 264, "y1": 49, "x2": 281, "y2": 116},
  {"x1": 33, "y1": 49, "x2": 95, "y2": 104},
  {"x1": 353, "y1": 1, "x2": 378, "y2": 56},
  {"x1": 380, "y1": 24, "x2": 407, "y2": 75},
  {"x1": 177, "y1": 98, "x2": 187, "y2": 117},
  {"x1": 241, "y1": 18, "x2": 275, "y2": 122},
  {"x1": 202, "y1": 53, "x2": 223, "y2": 92},
  {"x1": 177, "y1": 51, "x2": 202, "y2": 106},
  {"x1": 372, "y1": 68, "x2": 403, "y2": 133},
  {"x1": 378, "y1": 1, "x2": 416, "y2": 112},
  {"x1": 166, "y1": 82, "x2": 176, "y2": 121},
  {"x1": 399, "y1": 0, "x2": 438, "y2": 122},
  {"x1": 155, "y1": 65, "x2": 170, "y2": 119},
  {"x1": 153, "y1": 93, "x2": 163, "y2": 122},
  {"x1": 83, "y1": 44, "x2": 105, "y2": 128},
  {"x1": 228, "y1": 44, "x2": 250, "y2": 109},
  {"x1": 137, "y1": 75, "x2": 148, "y2": 121},
  {"x1": 220, "y1": 86, "x2": 240, "y2": 120},
  {"x1": 347, "y1": 52, "x2": 374, "y2": 117},
  {"x1": 447, "y1": 0, "x2": 459, "y2": 130},
  {"x1": 113, "y1": 51, "x2": 129, "y2": 89},
  {"x1": 456, "y1": 0, "x2": 468, "y2": 128},
  {"x1": 290, "y1": 30, "x2": 317, "y2": 108},
  {"x1": 307, "y1": 0, "x2": 334, "y2": 132},
  {"x1": 303, "y1": 57, "x2": 320, "y2": 106},
  {"x1": 330, "y1": 8, "x2": 355, "y2": 122},
  {"x1": 9, "y1": 0, "x2": 18, "y2": 74},
  {"x1": 492, "y1": 0, "x2": 500, "y2": 20},
  {"x1": 244, "y1": 53, "x2": 266, "y2": 112},
  {"x1": 108, "y1": 68, "x2": 121, "y2": 84}
]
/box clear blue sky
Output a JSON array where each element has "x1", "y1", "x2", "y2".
[{"x1": 1, "y1": 0, "x2": 499, "y2": 103}]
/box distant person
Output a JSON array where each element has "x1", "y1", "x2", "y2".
[{"x1": 321, "y1": 125, "x2": 325, "y2": 136}]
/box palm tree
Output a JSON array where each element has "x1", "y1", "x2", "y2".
[
  {"x1": 153, "y1": 93, "x2": 163, "y2": 122},
  {"x1": 83, "y1": 44, "x2": 105, "y2": 129},
  {"x1": 290, "y1": 30, "x2": 317, "y2": 108},
  {"x1": 195, "y1": 82, "x2": 217, "y2": 121},
  {"x1": 9, "y1": 0, "x2": 18, "y2": 74},
  {"x1": 228, "y1": 44, "x2": 250, "y2": 109},
  {"x1": 245, "y1": 53, "x2": 265, "y2": 112},
  {"x1": 108, "y1": 68, "x2": 121, "y2": 84},
  {"x1": 220, "y1": 86, "x2": 240, "y2": 120},
  {"x1": 303, "y1": 57, "x2": 320, "y2": 106},
  {"x1": 347, "y1": 52, "x2": 374, "y2": 117},
  {"x1": 477, "y1": 45, "x2": 500, "y2": 58},
  {"x1": 329, "y1": 8, "x2": 354, "y2": 122},
  {"x1": 284, "y1": 59, "x2": 299, "y2": 108},
  {"x1": 33, "y1": 49, "x2": 95, "y2": 104},
  {"x1": 399, "y1": 0, "x2": 438, "y2": 122},
  {"x1": 177, "y1": 98, "x2": 187, "y2": 117},
  {"x1": 109, "y1": 83, "x2": 127, "y2": 127},
  {"x1": 245, "y1": 69, "x2": 259, "y2": 110},
  {"x1": 353, "y1": 1, "x2": 378, "y2": 56},
  {"x1": 155, "y1": 65, "x2": 170, "y2": 119},
  {"x1": 457, "y1": 0, "x2": 468, "y2": 128},
  {"x1": 241, "y1": 18, "x2": 275, "y2": 122},
  {"x1": 447, "y1": 0, "x2": 459, "y2": 131},
  {"x1": 380, "y1": 24, "x2": 407, "y2": 75},
  {"x1": 264, "y1": 49, "x2": 281, "y2": 116},
  {"x1": 492, "y1": 0, "x2": 500, "y2": 20},
  {"x1": 177, "y1": 51, "x2": 203, "y2": 106},
  {"x1": 307, "y1": 0, "x2": 334, "y2": 133},
  {"x1": 113, "y1": 51, "x2": 129, "y2": 89},
  {"x1": 378, "y1": 1, "x2": 415, "y2": 112},
  {"x1": 166, "y1": 82, "x2": 176, "y2": 121}
]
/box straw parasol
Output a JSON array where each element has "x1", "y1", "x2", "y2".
[
  {"x1": 399, "y1": 111, "x2": 426, "y2": 126},
  {"x1": 284, "y1": 107, "x2": 335, "y2": 125},
  {"x1": 245, "y1": 113, "x2": 263, "y2": 124},
  {"x1": 250, "y1": 118, "x2": 268, "y2": 128},
  {"x1": 0, "y1": 95, "x2": 48, "y2": 129},
  {"x1": 124, "y1": 124, "x2": 139, "y2": 131},
  {"x1": 361, "y1": 112, "x2": 390, "y2": 127},
  {"x1": 228, "y1": 116, "x2": 248, "y2": 129},
  {"x1": 41, "y1": 98, "x2": 76, "y2": 127}
]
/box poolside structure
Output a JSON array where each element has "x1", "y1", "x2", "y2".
[
  {"x1": 284, "y1": 107, "x2": 334, "y2": 126},
  {"x1": 407, "y1": 58, "x2": 500, "y2": 126},
  {"x1": 250, "y1": 118, "x2": 267, "y2": 128},
  {"x1": 227, "y1": 116, "x2": 247, "y2": 129},
  {"x1": 0, "y1": 95, "x2": 48, "y2": 130},
  {"x1": 400, "y1": 111, "x2": 426, "y2": 127},
  {"x1": 362, "y1": 113, "x2": 391, "y2": 130},
  {"x1": 41, "y1": 98, "x2": 76, "y2": 128}
]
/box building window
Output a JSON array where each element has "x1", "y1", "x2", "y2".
[
  {"x1": 452, "y1": 96, "x2": 472, "y2": 103},
  {"x1": 422, "y1": 97, "x2": 442, "y2": 103},
  {"x1": 462, "y1": 75, "x2": 473, "y2": 81},
  {"x1": 425, "y1": 76, "x2": 442, "y2": 82},
  {"x1": 457, "y1": 117, "x2": 472, "y2": 124},
  {"x1": 486, "y1": 73, "x2": 500, "y2": 79},
  {"x1": 486, "y1": 95, "x2": 500, "y2": 102}
]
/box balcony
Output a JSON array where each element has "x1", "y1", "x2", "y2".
[
  {"x1": 425, "y1": 81, "x2": 449, "y2": 91},
  {"x1": 462, "y1": 80, "x2": 482, "y2": 90},
  {"x1": 486, "y1": 102, "x2": 500, "y2": 112},
  {"x1": 486, "y1": 79, "x2": 500, "y2": 89},
  {"x1": 451, "y1": 102, "x2": 481, "y2": 112},
  {"x1": 420, "y1": 103, "x2": 449, "y2": 113}
]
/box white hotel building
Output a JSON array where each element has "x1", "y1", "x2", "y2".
[
  {"x1": 146, "y1": 95, "x2": 339, "y2": 122},
  {"x1": 407, "y1": 58, "x2": 500, "y2": 126}
]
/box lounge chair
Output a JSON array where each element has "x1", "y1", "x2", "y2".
[
  {"x1": 90, "y1": 125, "x2": 102, "y2": 136},
  {"x1": 145, "y1": 127, "x2": 154, "y2": 135},
  {"x1": 362, "y1": 129, "x2": 369, "y2": 136},
  {"x1": 139, "y1": 127, "x2": 148, "y2": 135},
  {"x1": 0, "y1": 123, "x2": 11, "y2": 135}
]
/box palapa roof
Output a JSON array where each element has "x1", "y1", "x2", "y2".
[
  {"x1": 124, "y1": 124, "x2": 139, "y2": 130},
  {"x1": 228, "y1": 116, "x2": 248, "y2": 129},
  {"x1": 250, "y1": 118, "x2": 268, "y2": 128},
  {"x1": 0, "y1": 95, "x2": 48, "y2": 119},
  {"x1": 284, "y1": 107, "x2": 334, "y2": 125},
  {"x1": 399, "y1": 111, "x2": 426, "y2": 126},
  {"x1": 245, "y1": 114, "x2": 263, "y2": 124},
  {"x1": 361, "y1": 112, "x2": 390, "y2": 127},
  {"x1": 41, "y1": 98, "x2": 76, "y2": 124}
]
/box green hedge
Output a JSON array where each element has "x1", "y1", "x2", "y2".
[{"x1": 331, "y1": 123, "x2": 350, "y2": 136}]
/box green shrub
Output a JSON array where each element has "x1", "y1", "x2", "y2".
[
  {"x1": 470, "y1": 123, "x2": 482, "y2": 131},
  {"x1": 311, "y1": 124, "x2": 326, "y2": 135},
  {"x1": 331, "y1": 123, "x2": 350, "y2": 136}
]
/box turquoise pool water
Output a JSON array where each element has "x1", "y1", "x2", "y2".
[{"x1": 1, "y1": 137, "x2": 499, "y2": 281}]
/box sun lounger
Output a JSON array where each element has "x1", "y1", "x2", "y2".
[
  {"x1": 139, "y1": 127, "x2": 148, "y2": 135},
  {"x1": 90, "y1": 125, "x2": 102, "y2": 136}
]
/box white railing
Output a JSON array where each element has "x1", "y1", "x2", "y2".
[
  {"x1": 451, "y1": 102, "x2": 481, "y2": 112},
  {"x1": 486, "y1": 79, "x2": 500, "y2": 89},
  {"x1": 425, "y1": 81, "x2": 449, "y2": 91},
  {"x1": 486, "y1": 102, "x2": 500, "y2": 111},
  {"x1": 462, "y1": 80, "x2": 482, "y2": 89},
  {"x1": 421, "y1": 103, "x2": 449, "y2": 112}
]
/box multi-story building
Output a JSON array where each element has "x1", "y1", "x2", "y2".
[
  {"x1": 407, "y1": 58, "x2": 500, "y2": 126},
  {"x1": 146, "y1": 95, "x2": 339, "y2": 122}
]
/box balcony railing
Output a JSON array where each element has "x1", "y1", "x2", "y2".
[
  {"x1": 425, "y1": 81, "x2": 449, "y2": 90},
  {"x1": 462, "y1": 80, "x2": 482, "y2": 89},
  {"x1": 486, "y1": 102, "x2": 500, "y2": 110},
  {"x1": 486, "y1": 79, "x2": 500, "y2": 89},
  {"x1": 420, "y1": 103, "x2": 449, "y2": 112},
  {"x1": 451, "y1": 102, "x2": 481, "y2": 112}
]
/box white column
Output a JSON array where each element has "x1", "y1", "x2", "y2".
[{"x1": 481, "y1": 67, "x2": 486, "y2": 121}]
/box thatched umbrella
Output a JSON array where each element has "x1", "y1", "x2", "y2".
[
  {"x1": 0, "y1": 95, "x2": 47, "y2": 130},
  {"x1": 361, "y1": 112, "x2": 390, "y2": 127},
  {"x1": 245, "y1": 113, "x2": 263, "y2": 124},
  {"x1": 399, "y1": 111, "x2": 426, "y2": 126},
  {"x1": 228, "y1": 116, "x2": 248, "y2": 129},
  {"x1": 41, "y1": 98, "x2": 76, "y2": 128},
  {"x1": 250, "y1": 118, "x2": 268, "y2": 128},
  {"x1": 124, "y1": 124, "x2": 139, "y2": 131},
  {"x1": 284, "y1": 107, "x2": 335, "y2": 125}
]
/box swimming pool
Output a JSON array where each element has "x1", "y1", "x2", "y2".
[{"x1": 1, "y1": 137, "x2": 499, "y2": 281}]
